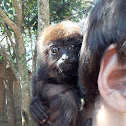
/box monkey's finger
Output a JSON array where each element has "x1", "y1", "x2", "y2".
[
  {"x1": 34, "y1": 102, "x2": 48, "y2": 118},
  {"x1": 84, "y1": 118, "x2": 92, "y2": 126},
  {"x1": 38, "y1": 100, "x2": 47, "y2": 111},
  {"x1": 30, "y1": 104, "x2": 48, "y2": 123},
  {"x1": 30, "y1": 108, "x2": 47, "y2": 124},
  {"x1": 30, "y1": 110, "x2": 41, "y2": 123}
]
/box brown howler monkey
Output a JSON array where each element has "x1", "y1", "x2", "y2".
[{"x1": 29, "y1": 21, "x2": 91, "y2": 126}]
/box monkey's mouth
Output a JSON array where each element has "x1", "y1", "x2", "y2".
[
  {"x1": 58, "y1": 63, "x2": 78, "y2": 73},
  {"x1": 60, "y1": 63, "x2": 73, "y2": 71}
]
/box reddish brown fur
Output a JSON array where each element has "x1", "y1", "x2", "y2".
[{"x1": 41, "y1": 20, "x2": 81, "y2": 44}]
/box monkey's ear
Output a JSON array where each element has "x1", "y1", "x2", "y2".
[{"x1": 98, "y1": 44, "x2": 126, "y2": 112}]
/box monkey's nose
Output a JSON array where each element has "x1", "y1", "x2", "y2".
[{"x1": 62, "y1": 54, "x2": 69, "y2": 61}]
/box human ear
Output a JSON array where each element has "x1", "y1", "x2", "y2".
[{"x1": 98, "y1": 44, "x2": 126, "y2": 112}]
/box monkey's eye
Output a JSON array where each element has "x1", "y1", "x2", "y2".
[
  {"x1": 68, "y1": 44, "x2": 77, "y2": 51},
  {"x1": 50, "y1": 46, "x2": 60, "y2": 54}
]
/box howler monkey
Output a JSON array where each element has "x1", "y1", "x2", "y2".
[{"x1": 29, "y1": 21, "x2": 90, "y2": 126}]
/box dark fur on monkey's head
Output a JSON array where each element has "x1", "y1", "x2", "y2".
[{"x1": 38, "y1": 20, "x2": 82, "y2": 59}]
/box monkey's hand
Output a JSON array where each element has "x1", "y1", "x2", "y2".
[{"x1": 29, "y1": 97, "x2": 49, "y2": 125}]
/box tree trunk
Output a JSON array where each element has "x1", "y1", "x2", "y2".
[
  {"x1": 37, "y1": 0, "x2": 50, "y2": 35},
  {"x1": 37, "y1": 0, "x2": 50, "y2": 66},
  {"x1": 4, "y1": 78, "x2": 16, "y2": 126},
  {"x1": 0, "y1": 78, "x2": 8, "y2": 126},
  {"x1": 0, "y1": 57, "x2": 22, "y2": 126}
]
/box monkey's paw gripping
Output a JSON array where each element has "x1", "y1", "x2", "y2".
[{"x1": 29, "y1": 99, "x2": 49, "y2": 124}]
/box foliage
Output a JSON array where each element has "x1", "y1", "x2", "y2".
[
  {"x1": 23, "y1": 0, "x2": 38, "y2": 31},
  {"x1": 0, "y1": 55, "x2": 3, "y2": 59},
  {"x1": 0, "y1": 0, "x2": 38, "y2": 30},
  {"x1": 50, "y1": 0, "x2": 95, "y2": 23},
  {"x1": 0, "y1": 0, "x2": 37, "y2": 71}
]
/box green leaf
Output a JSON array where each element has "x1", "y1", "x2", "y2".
[{"x1": 0, "y1": 56, "x2": 3, "y2": 60}]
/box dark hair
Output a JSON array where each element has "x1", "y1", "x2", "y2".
[{"x1": 79, "y1": 0, "x2": 126, "y2": 102}]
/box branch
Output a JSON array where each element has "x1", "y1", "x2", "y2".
[
  {"x1": 0, "y1": 21, "x2": 17, "y2": 55},
  {"x1": 29, "y1": 28, "x2": 33, "y2": 58},
  {"x1": 83, "y1": 0, "x2": 96, "y2": 5},
  {"x1": 0, "y1": 7, "x2": 25, "y2": 54},
  {"x1": 27, "y1": 57, "x2": 32, "y2": 62},
  {"x1": 32, "y1": 43, "x2": 37, "y2": 72},
  {"x1": 22, "y1": 0, "x2": 25, "y2": 21},
  {"x1": 65, "y1": 11, "x2": 79, "y2": 20},
  {"x1": 0, "y1": 36, "x2": 7, "y2": 42},
  {"x1": 0, "y1": 7, "x2": 21, "y2": 36},
  {"x1": 22, "y1": 0, "x2": 25, "y2": 32},
  {"x1": 12, "y1": 0, "x2": 22, "y2": 29}
]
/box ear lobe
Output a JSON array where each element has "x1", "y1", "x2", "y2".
[{"x1": 98, "y1": 44, "x2": 126, "y2": 112}]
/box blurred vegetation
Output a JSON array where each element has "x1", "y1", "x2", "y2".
[{"x1": 0, "y1": 0, "x2": 95, "y2": 32}]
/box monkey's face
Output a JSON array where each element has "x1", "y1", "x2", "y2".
[{"x1": 44, "y1": 39, "x2": 82, "y2": 74}]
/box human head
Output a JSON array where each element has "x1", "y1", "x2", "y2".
[{"x1": 79, "y1": 0, "x2": 126, "y2": 112}]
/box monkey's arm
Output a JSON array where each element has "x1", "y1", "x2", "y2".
[{"x1": 29, "y1": 74, "x2": 49, "y2": 125}]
